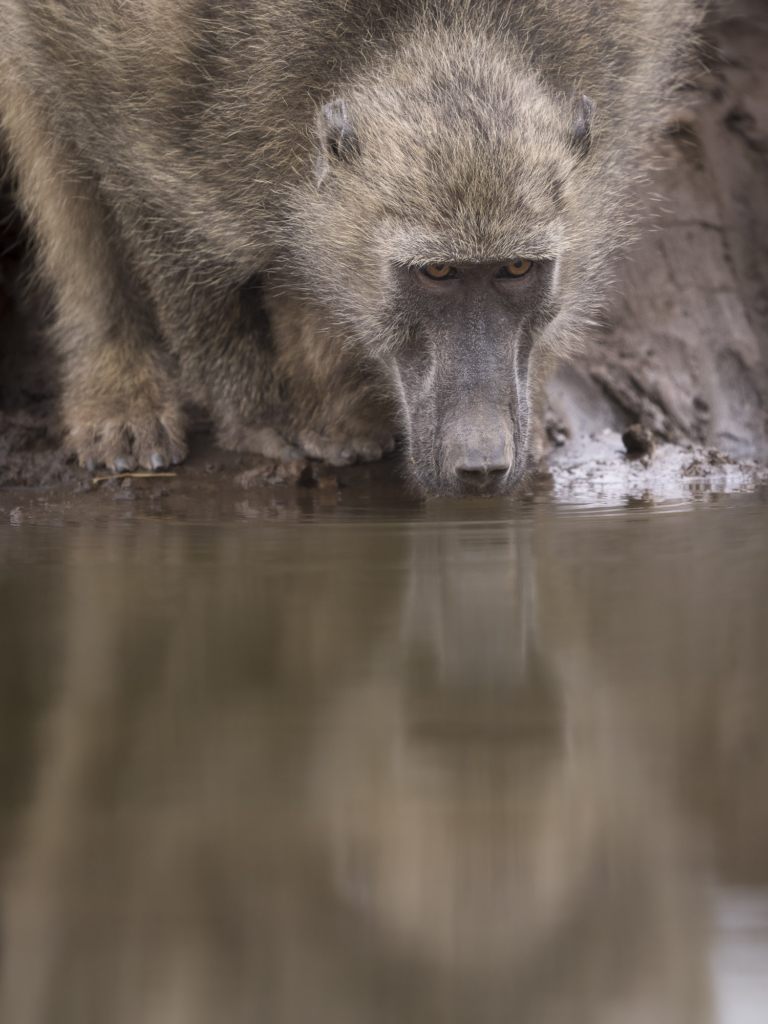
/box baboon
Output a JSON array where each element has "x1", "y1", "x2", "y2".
[{"x1": 0, "y1": 0, "x2": 698, "y2": 495}]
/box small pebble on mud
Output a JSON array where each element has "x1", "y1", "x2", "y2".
[
  {"x1": 622, "y1": 423, "x2": 655, "y2": 457},
  {"x1": 546, "y1": 421, "x2": 570, "y2": 447}
]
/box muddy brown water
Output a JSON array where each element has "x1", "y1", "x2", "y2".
[{"x1": 0, "y1": 484, "x2": 767, "y2": 1023}]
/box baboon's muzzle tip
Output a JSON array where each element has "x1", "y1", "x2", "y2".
[{"x1": 444, "y1": 416, "x2": 516, "y2": 496}]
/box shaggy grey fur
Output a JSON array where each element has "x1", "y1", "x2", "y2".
[{"x1": 0, "y1": 0, "x2": 699, "y2": 494}]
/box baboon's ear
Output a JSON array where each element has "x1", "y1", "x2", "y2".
[
  {"x1": 572, "y1": 95, "x2": 595, "y2": 159},
  {"x1": 317, "y1": 98, "x2": 359, "y2": 184}
]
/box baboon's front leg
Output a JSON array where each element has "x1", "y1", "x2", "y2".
[
  {"x1": 151, "y1": 274, "x2": 306, "y2": 461},
  {"x1": 58, "y1": 246, "x2": 186, "y2": 472},
  {"x1": 155, "y1": 276, "x2": 397, "y2": 466},
  {"x1": 263, "y1": 287, "x2": 398, "y2": 466},
  {"x1": 58, "y1": 267, "x2": 186, "y2": 472},
  {"x1": 7, "y1": 108, "x2": 186, "y2": 472}
]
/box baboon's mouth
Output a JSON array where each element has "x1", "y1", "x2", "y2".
[
  {"x1": 453, "y1": 468, "x2": 513, "y2": 496},
  {"x1": 408, "y1": 453, "x2": 525, "y2": 499}
]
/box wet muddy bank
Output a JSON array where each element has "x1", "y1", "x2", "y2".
[{"x1": 1, "y1": 398, "x2": 766, "y2": 523}]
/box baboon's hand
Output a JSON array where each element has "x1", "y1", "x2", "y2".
[
  {"x1": 296, "y1": 430, "x2": 395, "y2": 467},
  {"x1": 219, "y1": 425, "x2": 304, "y2": 462},
  {"x1": 219, "y1": 423, "x2": 395, "y2": 467},
  {"x1": 69, "y1": 405, "x2": 187, "y2": 473}
]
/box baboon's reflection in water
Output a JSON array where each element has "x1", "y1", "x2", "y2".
[{"x1": 2, "y1": 500, "x2": 766, "y2": 1023}]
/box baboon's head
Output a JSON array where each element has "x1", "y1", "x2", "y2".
[{"x1": 288, "y1": 33, "x2": 606, "y2": 496}]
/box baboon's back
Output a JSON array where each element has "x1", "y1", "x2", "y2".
[{"x1": 1, "y1": 0, "x2": 696, "y2": 269}]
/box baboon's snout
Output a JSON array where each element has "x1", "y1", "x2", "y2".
[{"x1": 442, "y1": 410, "x2": 515, "y2": 494}]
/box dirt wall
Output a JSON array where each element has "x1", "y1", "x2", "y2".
[{"x1": 546, "y1": 0, "x2": 768, "y2": 473}]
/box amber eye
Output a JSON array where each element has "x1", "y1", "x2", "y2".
[
  {"x1": 500, "y1": 259, "x2": 533, "y2": 278},
  {"x1": 422, "y1": 263, "x2": 455, "y2": 280}
]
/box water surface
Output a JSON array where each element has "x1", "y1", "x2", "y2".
[{"x1": 1, "y1": 488, "x2": 767, "y2": 1023}]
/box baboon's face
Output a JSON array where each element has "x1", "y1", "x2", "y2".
[
  {"x1": 287, "y1": 43, "x2": 594, "y2": 497},
  {"x1": 382, "y1": 258, "x2": 558, "y2": 495}
]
